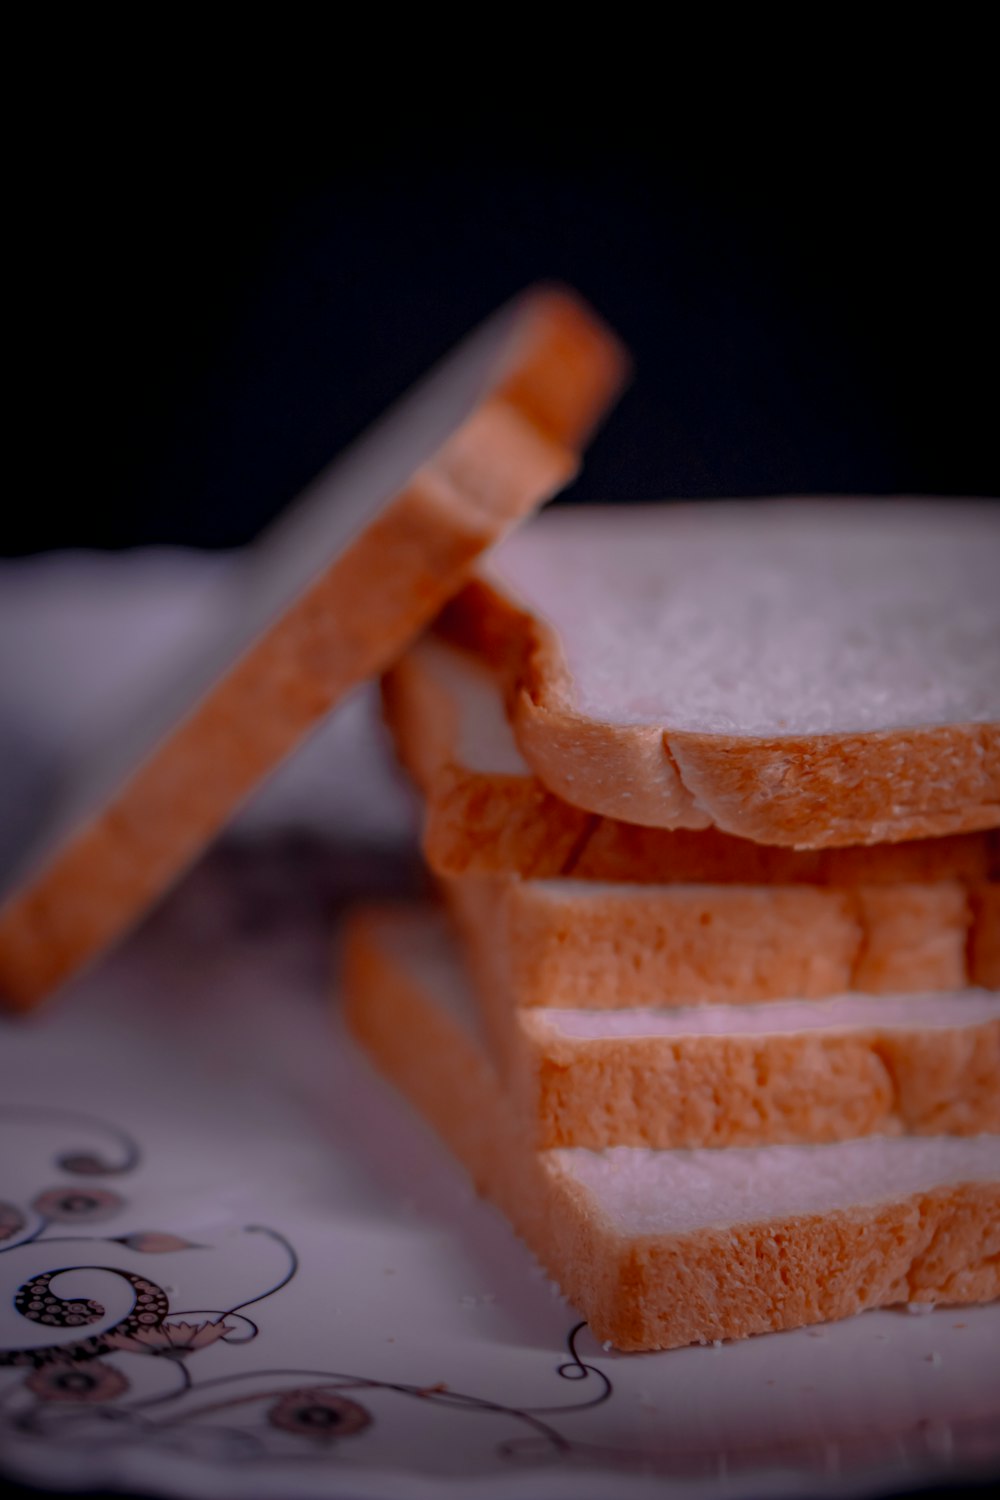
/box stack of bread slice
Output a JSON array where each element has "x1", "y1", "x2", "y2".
[{"x1": 345, "y1": 498, "x2": 1000, "y2": 1351}]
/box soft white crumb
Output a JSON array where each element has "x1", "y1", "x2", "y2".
[
  {"x1": 712, "y1": 1339, "x2": 723, "y2": 1349},
  {"x1": 505, "y1": 504, "x2": 1000, "y2": 737},
  {"x1": 602, "y1": 1340, "x2": 613, "y2": 1352},
  {"x1": 906, "y1": 1302, "x2": 935, "y2": 1315}
]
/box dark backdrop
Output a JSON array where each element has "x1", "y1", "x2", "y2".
[{"x1": 8, "y1": 109, "x2": 998, "y2": 556}]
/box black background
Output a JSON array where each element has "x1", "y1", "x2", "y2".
[{"x1": 8, "y1": 74, "x2": 998, "y2": 557}]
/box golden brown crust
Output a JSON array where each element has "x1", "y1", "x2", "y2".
[
  {"x1": 516, "y1": 1012, "x2": 1000, "y2": 1151},
  {"x1": 548, "y1": 1179, "x2": 1000, "y2": 1351},
  {"x1": 341, "y1": 908, "x2": 1000, "y2": 1351},
  {"x1": 340, "y1": 908, "x2": 550, "y2": 1243},
  {"x1": 436, "y1": 575, "x2": 1000, "y2": 849},
  {"x1": 572, "y1": 821, "x2": 1000, "y2": 885},
  {"x1": 970, "y1": 883, "x2": 1000, "y2": 987},
  {"x1": 380, "y1": 647, "x2": 595, "y2": 878},
  {"x1": 491, "y1": 283, "x2": 632, "y2": 447},
  {"x1": 443, "y1": 879, "x2": 999, "y2": 1149},
  {"x1": 444, "y1": 876, "x2": 984, "y2": 1010},
  {"x1": 850, "y1": 885, "x2": 973, "y2": 992},
  {"x1": 382, "y1": 638, "x2": 1000, "y2": 883},
  {"x1": 668, "y1": 724, "x2": 1000, "y2": 849},
  {"x1": 0, "y1": 289, "x2": 628, "y2": 1011}
]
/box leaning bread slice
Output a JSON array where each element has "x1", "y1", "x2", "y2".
[
  {"x1": 444, "y1": 875, "x2": 987, "y2": 1009},
  {"x1": 436, "y1": 501, "x2": 1000, "y2": 848},
  {"x1": 0, "y1": 288, "x2": 626, "y2": 1010},
  {"x1": 382, "y1": 635, "x2": 999, "y2": 881},
  {"x1": 342, "y1": 908, "x2": 1000, "y2": 1351}
]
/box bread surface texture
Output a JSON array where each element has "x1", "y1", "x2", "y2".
[
  {"x1": 384, "y1": 903, "x2": 1000, "y2": 1150},
  {"x1": 383, "y1": 636, "x2": 1000, "y2": 880},
  {"x1": 445, "y1": 874, "x2": 990, "y2": 1009},
  {"x1": 341, "y1": 907, "x2": 1000, "y2": 1350},
  {"x1": 434, "y1": 500, "x2": 1000, "y2": 847}
]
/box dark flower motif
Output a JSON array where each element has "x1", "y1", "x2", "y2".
[
  {"x1": 57, "y1": 1152, "x2": 122, "y2": 1176},
  {"x1": 14, "y1": 1269, "x2": 103, "y2": 1330},
  {"x1": 106, "y1": 1318, "x2": 231, "y2": 1354},
  {"x1": 25, "y1": 1359, "x2": 128, "y2": 1403},
  {"x1": 32, "y1": 1187, "x2": 124, "y2": 1223},
  {"x1": 0, "y1": 1201, "x2": 25, "y2": 1243},
  {"x1": 269, "y1": 1389, "x2": 371, "y2": 1440},
  {"x1": 113, "y1": 1232, "x2": 203, "y2": 1254}
]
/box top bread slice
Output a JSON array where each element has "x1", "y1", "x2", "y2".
[
  {"x1": 382, "y1": 634, "x2": 999, "y2": 884},
  {"x1": 436, "y1": 500, "x2": 1000, "y2": 849},
  {"x1": 0, "y1": 287, "x2": 627, "y2": 1010}
]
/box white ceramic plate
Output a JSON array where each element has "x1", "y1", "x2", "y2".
[
  {"x1": 1, "y1": 847, "x2": 998, "y2": 1500},
  {"x1": 1, "y1": 554, "x2": 998, "y2": 1499}
]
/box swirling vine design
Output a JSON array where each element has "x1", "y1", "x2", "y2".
[
  {"x1": 0, "y1": 1106, "x2": 617, "y2": 1469},
  {"x1": 0, "y1": 1105, "x2": 140, "y2": 1176},
  {"x1": 3, "y1": 1267, "x2": 171, "y2": 1369}
]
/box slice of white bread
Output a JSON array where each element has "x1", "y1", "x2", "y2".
[
  {"x1": 434, "y1": 500, "x2": 1000, "y2": 848},
  {"x1": 0, "y1": 288, "x2": 626, "y2": 1011},
  {"x1": 409, "y1": 910, "x2": 1000, "y2": 1149},
  {"x1": 381, "y1": 635, "x2": 1000, "y2": 882},
  {"x1": 341, "y1": 908, "x2": 1000, "y2": 1351},
  {"x1": 444, "y1": 874, "x2": 993, "y2": 1008}
]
